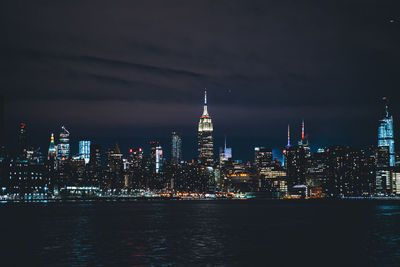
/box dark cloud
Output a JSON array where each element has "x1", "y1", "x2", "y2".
[{"x1": 1, "y1": 0, "x2": 400, "y2": 160}]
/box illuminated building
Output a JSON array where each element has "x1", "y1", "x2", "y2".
[
  {"x1": 254, "y1": 147, "x2": 273, "y2": 172},
  {"x1": 376, "y1": 145, "x2": 391, "y2": 195},
  {"x1": 156, "y1": 145, "x2": 163, "y2": 173},
  {"x1": 88, "y1": 143, "x2": 102, "y2": 187},
  {"x1": 171, "y1": 132, "x2": 182, "y2": 164},
  {"x1": 18, "y1": 123, "x2": 27, "y2": 158},
  {"x1": 392, "y1": 169, "x2": 400, "y2": 195},
  {"x1": 89, "y1": 144, "x2": 101, "y2": 169},
  {"x1": 79, "y1": 140, "x2": 91, "y2": 164},
  {"x1": 219, "y1": 136, "x2": 232, "y2": 165},
  {"x1": 198, "y1": 88, "x2": 214, "y2": 164},
  {"x1": 8, "y1": 158, "x2": 48, "y2": 194},
  {"x1": 282, "y1": 124, "x2": 291, "y2": 167},
  {"x1": 129, "y1": 148, "x2": 143, "y2": 168},
  {"x1": 47, "y1": 133, "x2": 57, "y2": 160},
  {"x1": 57, "y1": 126, "x2": 70, "y2": 162},
  {"x1": 378, "y1": 97, "x2": 395, "y2": 167},
  {"x1": 107, "y1": 143, "x2": 123, "y2": 173}
]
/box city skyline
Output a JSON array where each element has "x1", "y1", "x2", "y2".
[
  {"x1": 2, "y1": 2, "x2": 400, "y2": 266},
  {"x1": 1, "y1": 93, "x2": 396, "y2": 164},
  {"x1": 2, "y1": 1, "x2": 400, "y2": 162}
]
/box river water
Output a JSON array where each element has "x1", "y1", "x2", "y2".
[{"x1": 0, "y1": 199, "x2": 399, "y2": 266}]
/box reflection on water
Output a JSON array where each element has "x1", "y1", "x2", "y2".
[
  {"x1": 366, "y1": 205, "x2": 400, "y2": 266},
  {"x1": 1, "y1": 200, "x2": 400, "y2": 266}
]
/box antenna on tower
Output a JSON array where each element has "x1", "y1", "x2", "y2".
[
  {"x1": 224, "y1": 135, "x2": 227, "y2": 150},
  {"x1": 301, "y1": 120, "x2": 305, "y2": 140},
  {"x1": 383, "y1": 96, "x2": 389, "y2": 117},
  {"x1": 287, "y1": 124, "x2": 291, "y2": 148},
  {"x1": 204, "y1": 88, "x2": 207, "y2": 105}
]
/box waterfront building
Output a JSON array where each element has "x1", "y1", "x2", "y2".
[
  {"x1": 375, "y1": 145, "x2": 391, "y2": 195},
  {"x1": 198, "y1": 88, "x2": 214, "y2": 165},
  {"x1": 171, "y1": 132, "x2": 182, "y2": 164}
]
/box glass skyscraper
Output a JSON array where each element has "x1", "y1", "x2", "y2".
[
  {"x1": 79, "y1": 140, "x2": 91, "y2": 164},
  {"x1": 171, "y1": 132, "x2": 182, "y2": 164},
  {"x1": 378, "y1": 98, "x2": 395, "y2": 167}
]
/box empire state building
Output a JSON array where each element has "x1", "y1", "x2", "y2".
[{"x1": 198, "y1": 88, "x2": 214, "y2": 164}]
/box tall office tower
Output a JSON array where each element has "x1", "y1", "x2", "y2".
[
  {"x1": 129, "y1": 148, "x2": 143, "y2": 168},
  {"x1": 171, "y1": 131, "x2": 182, "y2": 164},
  {"x1": 57, "y1": 126, "x2": 70, "y2": 161},
  {"x1": 378, "y1": 97, "x2": 395, "y2": 167},
  {"x1": 79, "y1": 140, "x2": 91, "y2": 164},
  {"x1": 107, "y1": 143, "x2": 123, "y2": 172},
  {"x1": 150, "y1": 141, "x2": 159, "y2": 163},
  {"x1": 89, "y1": 144, "x2": 101, "y2": 169},
  {"x1": 18, "y1": 123, "x2": 27, "y2": 158},
  {"x1": 254, "y1": 147, "x2": 273, "y2": 171},
  {"x1": 48, "y1": 133, "x2": 57, "y2": 160},
  {"x1": 155, "y1": 145, "x2": 163, "y2": 173},
  {"x1": 198, "y1": 88, "x2": 214, "y2": 164},
  {"x1": 219, "y1": 136, "x2": 232, "y2": 164}
]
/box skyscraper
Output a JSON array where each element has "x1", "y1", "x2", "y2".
[
  {"x1": 254, "y1": 147, "x2": 273, "y2": 171},
  {"x1": 198, "y1": 88, "x2": 214, "y2": 164},
  {"x1": 89, "y1": 144, "x2": 101, "y2": 169},
  {"x1": 378, "y1": 97, "x2": 395, "y2": 167},
  {"x1": 48, "y1": 133, "x2": 57, "y2": 160},
  {"x1": 220, "y1": 136, "x2": 232, "y2": 163},
  {"x1": 171, "y1": 131, "x2": 182, "y2": 164},
  {"x1": 156, "y1": 145, "x2": 163, "y2": 173},
  {"x1": 79, "y1": 140, "x2": 91, "y2": 164},
  {"x1": 57, "y1": 126, "x2": 70, "y2": 162},
  {"x1": 18, "y1": 123, "x2": 27, "y2": 158}
]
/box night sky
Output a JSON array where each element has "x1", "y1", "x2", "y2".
[{"x1": 1, "y1": 0, "x2": 400, "y2": 161}]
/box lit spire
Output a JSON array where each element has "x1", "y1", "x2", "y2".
[
  {"x1": 287, "y1": 124, "x2": 291, "y2": 148},
  {"x1": 301, "y1": 119, "x2": 305, "y2": 140},
  {"x1": 50, "y1": 133, "x2": 54, "y2": 144},
  {"x1": 224, "y1": 135, "x2": 227, "y2": 150},
  {"x1": 202, "y1": 88, "x2": 209, "y2": 116}
]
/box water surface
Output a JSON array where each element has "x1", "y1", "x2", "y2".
[{"x1": 1, "y1": 200, "x2": 399, "y2": 266}]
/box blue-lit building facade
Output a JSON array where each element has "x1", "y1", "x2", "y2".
[
  {"x1": 378, "y1": 99, "x2": 395, "y2": 167},
  {"x1": 79, "y1": 140, "x2": 91, "y2": 164}
]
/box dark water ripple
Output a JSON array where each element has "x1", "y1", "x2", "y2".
[{"x1": 0, "y1": 200, "x2": 400, "y2": 266}]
